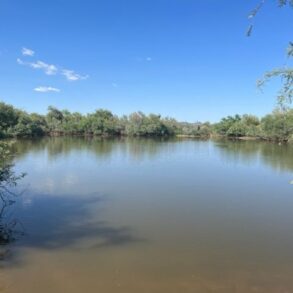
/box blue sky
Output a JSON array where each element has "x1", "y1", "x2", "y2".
[{"x1": 0, "y1": 0, "x2": 292, "y2": 122}]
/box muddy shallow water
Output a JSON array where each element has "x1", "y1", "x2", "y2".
[{"x1": 1, "y1": 137, "x2": 293, "y2": 293}]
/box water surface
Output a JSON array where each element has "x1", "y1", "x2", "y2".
[{"x1": 1, "y1": 137, "x2": 293, "y2": 293}]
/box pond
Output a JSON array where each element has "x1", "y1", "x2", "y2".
[{"x1": 1, "y1": 137, "x2": 293, "y2": 293}]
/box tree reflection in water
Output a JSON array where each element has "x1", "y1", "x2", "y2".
[
  {"x1": 0, "y1": 198, "x2": 24, "y2": 261},
  {"x1": 0, "y1": 142, "x2": 25, "y2": 261}
]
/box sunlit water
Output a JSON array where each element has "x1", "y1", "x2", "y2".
[{"x1": 1, "y1": 137, "x2": 293, "y2": 293}]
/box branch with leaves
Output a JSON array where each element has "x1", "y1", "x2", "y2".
[
  {"x1": 258, "y1": 65, "x2": 293, "y2": 107},
  {"x1": 248, "y1": 0, "x2": 293, "y2": 108},
  {"x1": 0, "y1": 142, "x2": 25, "y2": 202}
]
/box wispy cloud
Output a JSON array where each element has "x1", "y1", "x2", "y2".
[
  {"x1": 22, "y1": 47, "x2": 35, "y2": 56},
  {"x1": 17, "y1": 58, "x2": 58, "y2": 75},
  {"x1": 112, "y1": 82, "x2": 118, "y2": 88},
  {"x1": 17, "y1": 48, "x2": 89, "y2": 82},
  {"x1": 30, "y1": 61, "x2": 58, "y2": 75},
  {"x1": 135, "y1": 56, "x2": 153, "y2": 62},
  {"x1": 34, "y1": 86, "x2": 60, "y2": 93},
  {"x1": 62, "y1": 69, "x2": 89, "y2": 81},
  {"x1": 17, "y1": 58, "x2": 25, "y2": 65}
]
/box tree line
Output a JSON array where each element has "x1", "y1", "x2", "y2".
[
  {"x1": 0, "y1": 102, "x2": 210, "y2": 138},
  {"x1": 214, "y1": 110, "x2": 293, "y2": 142},
  {"x1": 1, "y1": 102, "x2": 293, "y2": 142}
]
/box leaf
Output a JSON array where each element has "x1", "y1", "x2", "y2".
[
  {"x1": 246, "y1": 25, "x2": 253, "y2": 37},
  {"x1": 248, "y1": 0, "x2": 265, "y2": 19}
]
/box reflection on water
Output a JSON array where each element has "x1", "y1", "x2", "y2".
[
  {"x1": 2, "y1": 137, "x2": 293, "y2": 293},
  {"x1": 16, "y1": 194, "x2": 143, "y2": 251},
  {"x1": 0, "y1": 187, "x2": 25, "y2": 264},
  {"x1": 215, "y1": 139, "x2": 293, "y2": 172},
  {"x1": 12, "y1": 136, "x2": 174, "y2": 161},
  {"x1": 13, "y1": 137, "x2": 293, "y2": 172}
]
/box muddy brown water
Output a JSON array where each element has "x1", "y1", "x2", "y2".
[{"x1": 1, "y1": 137, "x2": 293, "y2": 293}]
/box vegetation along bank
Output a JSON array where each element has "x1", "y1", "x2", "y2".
[{"x1": 1, "y1": 102, "x2": 293, "y2": 143}]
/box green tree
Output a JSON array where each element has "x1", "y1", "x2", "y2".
[
  {"x1": 88, "y1": 109, "x2": 119, "y2": 135},
  {"x1": 214, "y1": 115, "x2": 241, "y2": 135},
  {"x1": 46, "y1": 106, "x2": 64, "y2": 133},
  {"x1": 226, "y1": 121, "x2": 248, "y2": 137},
  {"x1": 0, "y1": 103, "x2": 18, "y2": 137},
  {"x1": 261, "y1": 109, "x2": 293, "y2": 141},
  {"x1": 13, "y1": 112, "x2": 46, "y2": 137}
]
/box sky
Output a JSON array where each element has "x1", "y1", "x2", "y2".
[{"x1": 0, "y1": 0, "x2": 292, "y2": 122}]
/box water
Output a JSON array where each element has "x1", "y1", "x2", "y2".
[{"x1": 1, "y1": 137, "x2": 293, "y2": 292}]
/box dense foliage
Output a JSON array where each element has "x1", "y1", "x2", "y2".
[
  {"x1": 214, "y1": 110, "x2": 293, "y2": 142},
  {"x1": 0, "y1": 102, "x2": 210, "y2": 138},
  {"x1": 214, "y1": 114, "x2": 261, "y2": 138},
  {"x1": 3, "y1": 102, "x2": 293, "y2": 142}
]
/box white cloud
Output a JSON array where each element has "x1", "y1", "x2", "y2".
[
  {"x1": 34, "y1": 86, "x2": 60, "y2": 93},
  {"x1": 17, "y1": 48, "x2": 89, "y2": 82},
  {"x1": 17, "y1": 58, "x2": 58, "y2": 75},
  {"x1": 62, "y1": 69, "x2": 89, "y2": 81},
  {"x1": 30, "y1": 61, "x2": 58, "y2": 75},
  {"x1": 22, "y1": 47, "x2": 35, "y2": 56}
]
